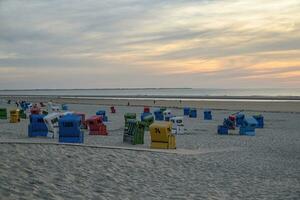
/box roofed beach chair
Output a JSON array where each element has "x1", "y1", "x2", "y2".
[
  {"x1": 170, "y1": 116, "x2": 184, "y2": 134},
  {"x1": 10, "y1": 109, "x2": 20, "y2": 123},
  {"x1": 204, "y1": 110, "x2": 212, "y2": 120},
  {"x1": 58, "y1": 114, "x2": 84, "y2": 143},
  {"x1": 0, "y1": 108, "x2": 8, "y2": 120},
  {"x1": 124, "y1": 113, "x2": 137, "y2": 128},
  {"x1": 253, "y1": 114, "x2": 264, "y2": 128},
  {"x1": 123, "y1": 119, "x2": 145, "y2": 145},
  {"x1": 239, "y1": 117, "x2": 258, "y2": 136},
  {"x1": 189, "y1": 108, "x2": 197, "y2": 118},
  {"x1": 86, "y1": 115, "x2": 108, "y2": 135},
  {"x1": 149, "y1": 122, "x2": 176, "y2": 149},
  {"x1": 28, "y1": 114, "x2": 48, "y2": 137}
]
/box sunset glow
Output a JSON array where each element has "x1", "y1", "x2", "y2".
[{"x1": 0, "y1": 0, "x2": 299, "y2": 89}]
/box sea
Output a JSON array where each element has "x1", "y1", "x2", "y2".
[{"x1": 0, "y1": 88, "x2": 300, "y2": 100}]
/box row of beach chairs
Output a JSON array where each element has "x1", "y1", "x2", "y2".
[{"x1": 1, "y1": 102, "x2": 265, "y2": 150}]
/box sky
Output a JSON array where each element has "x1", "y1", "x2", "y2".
[{"x1": 0, "y1": 0, "x2": 300, "y2": 89}]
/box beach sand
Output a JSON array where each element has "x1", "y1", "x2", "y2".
[{"x1": 0, "y1": 98, "x2": 300, "y2": 199}]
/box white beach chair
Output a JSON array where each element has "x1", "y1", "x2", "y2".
[
  {"x1": 43, "y1": 112, "x2": 62, "y2": 138},
  {"x1": 47, "y1": 102, "x2": 60, "y2": 113},
  {"x1": 163, "y1": 110, "x2": 172, "y2": 121},
  {"x1": 170, "y1": 116, "x2": 185, "y2": 134}
]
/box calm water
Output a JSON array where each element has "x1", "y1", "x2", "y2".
[{"x1": 0, "y1": 88, "x2": 300, "y2": 97}]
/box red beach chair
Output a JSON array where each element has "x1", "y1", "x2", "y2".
[
  {"x1": 228, "y1": 115, "x2": 236, "y2": 130},
  {"x1": 86, "y1": 115, "x2": 108, "y2": 135},
  {"x1": 144, "y1": 107, "x2": 150, "y2": 113},
  {"x1": 30, "y1": 105, "x2": 41, "y2": 115}
]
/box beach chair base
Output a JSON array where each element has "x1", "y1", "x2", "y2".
[
  {"x1": 218, "y1": 125, "x2": 228, "y2": 135},
  {"x1": 59, "y1": 132, "x2": 84, "y2": 143},
  {"x1": 28, "y1": 131, "x2": 48, "y2": 137},
  {"x1": 123, "y1": 133, "x2": 144, "y2": 145},
  {"x1": 239, "y1": 127, "x2": 255, "y2": 136}
]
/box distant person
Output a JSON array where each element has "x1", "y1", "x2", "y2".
[
  {"x1": 153, "y1": 100, "x2": 156, "y2": 104},
  {"x1": 127, "y1": 102, "x2": 130, "y2": 106},
  {"x1": 179, "y1": 100, "x2": 182, "y2": 104},
  {"x1": 16, "y1": 102, "x2": 19, "y2": 107},
  {"x1": 7, "y1": 100, "x2": 11, "y2": 104}
]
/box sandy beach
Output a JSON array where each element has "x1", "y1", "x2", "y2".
[
  {"x1": 2, "y1": 0, "x2": 300, "y2": 198},
  {"x1": 0, "y1": 97, "x2": 300, "y2": 199}
]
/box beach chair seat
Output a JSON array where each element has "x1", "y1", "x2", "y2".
[
  {"x1": 0, "y1": 108, "x2": 8, "y2": 119},
  {"x1": 149, "y1": 122, "x2": 176, "y2": 149},
  {"x1": 123, "y1": 119, "x2": 145, "y2": 145}
]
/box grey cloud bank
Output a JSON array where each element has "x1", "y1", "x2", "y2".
[{"x1": 0, "y1": 0, "x2": 299, "y2": 89}]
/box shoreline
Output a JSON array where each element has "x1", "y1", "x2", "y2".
[
  {"x1": 1, "y1": 94, "x2": 300, "y2": 101},
  {"x1": 1, "y1": 95, "x2": 300, "y2": 113}
]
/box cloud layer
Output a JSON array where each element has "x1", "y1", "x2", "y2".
[{"x1": 0, "y1": 0, "x2": 299, "y2": 89}]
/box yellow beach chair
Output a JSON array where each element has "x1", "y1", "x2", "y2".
[
  {"x1": 149, "y1": 122, "x2": 176, "y2": 149},
  {"x1": 10, "y1": 109, "x2": 20, "y2": 123}
]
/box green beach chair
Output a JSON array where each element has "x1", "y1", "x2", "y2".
[
  {"x1": 19, "y1": 109, "x2": 27, "y2": 119},
  {"x1": 141, "y1": 114, "x2": 154, "y2": 130},
  {"x1": 0, "y1": 108, "x2": 8, "y2": 119},
  {"x1": 160, "y1": 107, "x2": 167, "y2": 112},
  {"x1": 42, "y1": 110, "x2": 49, "y2": 115},
  {"x1": 124, "y1": 113, "x2": 137, "y2": 128},
  {"x1": 123, "y1": 119, "x2": 145, "y2": 145}
]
